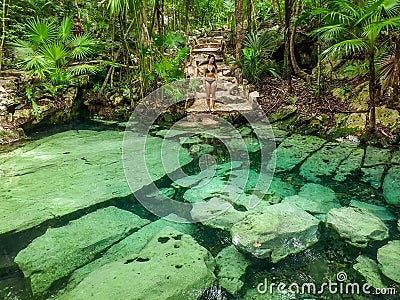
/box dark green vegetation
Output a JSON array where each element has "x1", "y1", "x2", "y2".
[{"x1": 1, "y1": 0, "x2": 400, "y2": 137}]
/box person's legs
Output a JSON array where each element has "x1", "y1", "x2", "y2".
[
  {"x1": 205, "y1": 81, "x2": 211, "y2": 111},
  {"x1": 211, "y1": 81, "x2": 217, "y2": 110}
]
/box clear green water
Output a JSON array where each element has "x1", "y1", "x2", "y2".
[{"x1": 0, "y1": 121, "x2": 399, "y2": 300}]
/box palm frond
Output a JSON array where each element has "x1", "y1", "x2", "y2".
[
  {"x1": 311, "y1": 25, "x2": 348, "y2": 42},
  {"x1": 67, "y1": 64, "x2": 102, "y2": 76},
  {"x1": 322, "y1": 38, "x2": 368, "y2": 58},
  {"x1": 10, "y1": 39, "x2": 36, "y2": 58},
  {"x1": 25, "y1": 17, "x2": 57, "y2": 44},
  {"x1": 69, "y1": 34, "x2": 97, "y2": 60},
  {"x1": 41, "y1": 43, "x2": 67, "y2": 66},
  {"x1": 379, "y1": 53, "x2": 398, "y2": 88},
  {"x1": 58, "y1": 17, "x2": 73, "y2": 42}
]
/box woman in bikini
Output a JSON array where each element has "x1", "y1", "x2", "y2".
[{"x1": 203, "y1": 54, "x2": 218, "y2": 112}]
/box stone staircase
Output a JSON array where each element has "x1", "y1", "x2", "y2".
[{"x1": 184, "y1": 34, "x2": 259, "y2": 117}]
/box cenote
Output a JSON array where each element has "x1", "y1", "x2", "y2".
[{"x1": 1, "y1": 115, "x2": 400, "y2": 300}]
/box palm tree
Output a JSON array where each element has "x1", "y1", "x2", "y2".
[
  {"x1": 313, "y1": 0, "x2": 400, "y2": 131},
  {"x1": 11, "y1": 17, "x2": 98, "y2": 97}
]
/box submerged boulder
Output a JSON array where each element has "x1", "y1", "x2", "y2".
[
  {"x1": 383, "y1": 166, "x2": 400, "y2": 205},
  {"x1": 299, "y1": 142, "x2": 354, "y2": 182},
  {"x1": 377, "y1": 240, "x2": 400, "y2": 283},
  {"x1": 353, "y1": 255, "x2": 386, "y2": 289},
  {"x1": 363, "y1": 146, "x2": 391, "y2": 167},
  {"x1": 14, "y1": 207, "x2": 150, "y2": 297},
  {"x1": 230, "y1": 203, "x2": 320, "y2": 263},
  {"x1": 58, "y1": 227, "x2": 216, "y2": 300},
  {"x1": 269, "y1": 134, "x2": 326, "y2": 173},
  {"x1": 327, "y1": 207, "x2": 389, "y2": 248},
  {"x1": 361, "y1": 166, "x2": 385, "y2": 189},
  {"x1": 216, "y1": 245, "x2": 251, "y2": 294},
  {"x1": 333, "y1": 148, "x2": 364, "y2": 182},
  {"x1": 282, "y1": 183, "x2": 340, "y2": 214}
]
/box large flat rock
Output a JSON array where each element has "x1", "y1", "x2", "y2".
[
  {"x1": 57, "y1": 227, "x2": 216, "y2": 300},
  {"x1": 300, "y1": 142, "x2": 354, "y2": 182},
  {"x1": 231, "y1": 203, "x2": 320, "y2": 263},
  {"x1": 333, "y1": 148, "x2": 364, "y2": 181},
  {"x1": 327, "y1": 207, "x2": 389, "y2": 248},
  {"x1": 269, "y1": 134, "x2": 326, "y2": 173},
  {"x1": 282, "y1": 183, "x2": 340, "y2": 214},
  {"x1": 63, "y1": 217, "x2": 197, "y2": 292},
  {"x1": 14, "y1": 206, "x2": 150, "y2": 297},
  {"x1": 377, "y1": 240, "x2": 400, "y2": 283},
  {"x1": 0, "y1": 129, "x2": 192, "y2": 236}
]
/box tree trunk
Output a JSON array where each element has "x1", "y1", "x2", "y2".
[
  {"x1": 184, "y1": 0, "x2": 190, "y2": 34},
  {"x1": 392, "y1": 39, "x2": 400, "y2": 104},
  {"x1": 235, "y1": 0, "x2": 244, "y2": 84},
  {"x1": 0, "y1": 0, "x2": 6, "y2": 71},
  {"x1": 235, "y1": 0, "x2": 244, "y2": 61},
  {"x1": 161, "y1": 0, "x2": 164, "y2": 35},
  {"x1": 289, "y1": 1, "x2": 311, "y2": 82},
  {"x1": 368, "y1": 51, "x2": 376, "y2": 131},
  {"x1": 247, "y1": 0, "x2": 252, "y2": 33},
  {"x1": 150, "y1": 0, "x2": 159, "y2": 34},
  {"x1": 284, "y1": 0, "x2": 293, "y2": 93}
]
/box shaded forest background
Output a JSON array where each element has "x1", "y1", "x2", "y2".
[{"x1": 1, "y1": 0, "x2": 400, "y2": 143}]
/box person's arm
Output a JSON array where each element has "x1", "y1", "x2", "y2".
[{"x1": 203, "y1": 67, "x2": 206, "y2": 86}]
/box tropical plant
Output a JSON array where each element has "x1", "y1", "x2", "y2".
[
  {"x1": 11, "y1": 17, "x2": 99, "y2": 98},
  {"x1": 313, "y1": 0, "x2": 400, "y2": 131},
  {"x1": 241, "y1": 30, "x2": 280, "y2": 83}
]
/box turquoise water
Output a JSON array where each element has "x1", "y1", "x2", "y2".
[{"x1": 0, "y1": 120, "x2": 399, "y2": 299}]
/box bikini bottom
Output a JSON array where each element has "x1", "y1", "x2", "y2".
[{"x1": 205, "y1": 79, "x2": 216, "y2": 85}]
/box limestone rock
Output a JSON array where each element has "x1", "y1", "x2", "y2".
[
  {"x1": 58, "y1": 227, "x2": 216, "y2": 300},
  {"x1": 353, "y1": 255, "x2": 386, "y2": 289},
  {"x1": 383, "y1": 166, "x2": 400, "y2": 205},
  {"x1": 190, "y1": 198, "x2": 247, "y2": 231},
  {"x1": 14, "y1": 207, "x2": 150, "y2": 297},
  {"x1": 349, "y1": 200, "x2": 395, "y2": 221},
  {"x1": 333, "y1": 148, "x2": 364, "y2": 181},
  {"x1": 344, "y1": 113, "x2": 367, "y2": 130},
  {"x1": 282, "y1": 183, "x2": 340, "y2": 214},
  {"x1": 0, "y1": 130, "x2": 192, "y2": 236},
  {"x1": 361, "y1": 166, "x2": 385, "y2": 189},
  {"x1": 363, "y1": 146, "x2": 391, "y2": 167},
  {"x1": 269, "y1": 105, "x2": 297, "y2": 122},
  {"x1": 65, "y1": 217, "x2": 196, "y2": 291},
  {"x1": 216, "y1": 246, "x2": 251, "y2": 294},
  {"x1": 391, "y1": 151, "x2": 400, "y2": 165},
  {"x1": 327, "y1": 207, "x2": 389, "y2": 248},
  {"x1": 270, "y1": 134, "x2": 326, "y2": 173},
  {"x1": 375, "y1": 106, "x2": 400, "y2": 129},
  {"x1": 377, "y1": 240, "x2": 400, "y2": 283},
  {"x1": 231, "y1": 203, "x2": 320, "y2": 263},
  {"x1": 300, "y1": 142, "x2": 354, "y2": 182}
]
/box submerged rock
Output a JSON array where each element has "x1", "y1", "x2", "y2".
[
  {"x1": 377, "y1": 240, "x2": 400, "y2": 283},
  {"x1": 363, "y1": 146, "x2": 391, "y2": 167},
  {"x1": 190, "y1": 198, "x2": 247, "y2": 231},
  {"x1": 353, "y1": 255, "x2": 386, "y2": 289},
  {"x1": 361, "y1": 166, "x2": 385, "y2": 189},
  {"x1": 299, "y1": 142, "x2": 354, "y2": 182},
  {"x1": 383, "y1": 166, "x2": 400, "y2": 205},
  {"x1": 326, "y1": 207, "x2": 389, "y2": 248},
  {"x1": 0, "y1": 130, "x2": 192, "y2": 236},
  {"x1": 216, "y1": 246, "x2": 251, "y2": 294},
  {"x1": 58, "y1": 227, "x2": 216, "y2": 300},
  {"x1": 14, "y1": 207, "x2": 150, "y2": 297},
  {"x1": 282, "y1": 183, "x2": 340, "y2": 214},
  {"x1": 333, "y1": 148, "x2": 364, "y2": 182},
  {"x1": 230, "y1": 203, "x2": 320, "y2": 263},
  {"x1": 65, "y1": 216, "x2": 196, "y2": 290},
  {"x1": 269, "y1": 134, "x2": 326, "y2": 173},
  {"x1": 349, "y1": 200, "x2": 395, "y2": 221}
]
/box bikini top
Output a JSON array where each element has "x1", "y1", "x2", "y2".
[{"x1": 205, "y1": 65, "x2": 216, "y2": 73}]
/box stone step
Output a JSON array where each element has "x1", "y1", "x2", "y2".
[
  {"x1": 193, "y1": 43, "x2": 221, "y2": 49},
  {"x1": 197, "y1": 36, "x2": 224, "y2": 44}
]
